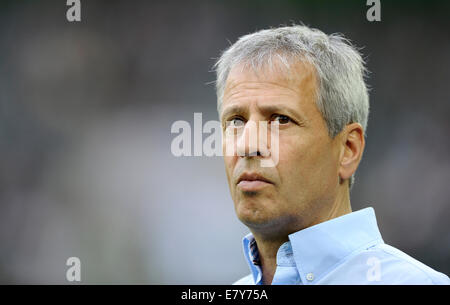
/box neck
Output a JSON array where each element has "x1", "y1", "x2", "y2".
[
  {"x1": 251, "y1": 184, "x2": 352, "y2": 285},
  {"x1": 311, "y1": 183, "x2": 352, "y2": 227},
  {"x1": 252, "y1": 234, "x2": 288, "y2": 285}
]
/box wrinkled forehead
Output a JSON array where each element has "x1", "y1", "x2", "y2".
[{"x1": 223, "y1": 57, "x2": 319, "y2": 104}]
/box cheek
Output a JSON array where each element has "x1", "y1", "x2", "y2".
[
  {"x1": 222, "y1": 133, "x2": 235, "y2": 176},
  {"x1": 223, "y1": 155, "x2": 235, "y2": 182},
  {"x1": 278, "y1": 135, "x2": 306, "y2": 173},
  {"x1": 277, "y1": 134, "x2": 330, "y2": 189}
]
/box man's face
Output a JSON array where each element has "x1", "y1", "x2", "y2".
[{"x1": 221, "y1": 60, "x2": 343, "y2": 237}]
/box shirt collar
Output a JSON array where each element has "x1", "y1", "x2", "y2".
[
  {"x1": 242, "y1": 232, "x2": 263, "y2": 284},
  {"x1": 241, "y1": 207, "x2": 384, "y2": 284}
]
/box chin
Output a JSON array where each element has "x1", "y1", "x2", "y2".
[
  {"x1": 237, "y1": 205, "x2": 267, "y2": 226},
  {"x1": 235, "y1": 195, "x2": 284, "y2": 225},
  {"x1": 237, "y1": 206, "x2": 298, "y2": 236},
  {"x1": 236, "y1": 207, "x2": 280, "y2": 231}
]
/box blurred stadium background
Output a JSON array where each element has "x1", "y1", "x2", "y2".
[{"x1": 0, "y1": 0, "x2": 449, "y2": 284}]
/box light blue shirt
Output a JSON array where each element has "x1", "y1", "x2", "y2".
[{"x1": 234, "y1": 207, "x2": 450, "y2": 285}]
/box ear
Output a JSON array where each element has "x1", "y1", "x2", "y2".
[{"x1": 338, "y1": 123, "x2": 365, "y2": 182}]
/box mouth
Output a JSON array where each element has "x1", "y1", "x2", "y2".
[{"x1": 236, "y1": 172, "x2": 273, "y2": 192}]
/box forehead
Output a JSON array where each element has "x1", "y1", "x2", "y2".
[
  {"x1": 226, "y1": 58, "x2": 316, "y2": 89},
  {"x1": 222, "y1": 59, "x2": 319, "y2": 115}
]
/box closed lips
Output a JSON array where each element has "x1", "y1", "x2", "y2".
[{"x1": 237, "y1": 173, "x2": 273, "y2": 184}]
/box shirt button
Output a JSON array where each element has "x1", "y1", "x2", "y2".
[{"x1": 306, "y1": 273, "x2": 314, "y2": 281}]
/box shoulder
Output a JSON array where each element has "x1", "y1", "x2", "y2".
[
  {"x1": 233, "y1": 274, "x2": 254, "y2": 285},
  {"x1": 367, "y1": 243, "x2": 450, "y2": 284}
]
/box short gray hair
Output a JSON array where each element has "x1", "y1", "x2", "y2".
[{"x1": 214, "y1": 24, "x2": 370, "y2": 189}]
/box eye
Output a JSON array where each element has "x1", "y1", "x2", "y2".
[
  {"x1": 227, "y1": 117, "x2": 245, "y2": 128},
  {"x1": 271, "y1": 114, "x2": 291, "y2": 125}
]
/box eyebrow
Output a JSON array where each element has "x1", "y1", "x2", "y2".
[
  {"x1": 220, "y1": 105, "x2": 246, "y2": 121},
  {"x1": 221, "y1": 103, "x2": 307, "y2": 124}
]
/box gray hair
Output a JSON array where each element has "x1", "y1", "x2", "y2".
[{"x1": 213, "y1": 24, "x2": 370, "y2": 189}]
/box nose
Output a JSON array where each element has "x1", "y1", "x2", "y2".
[{"x1": 236, "y1": 120, "x2": 271, "y2": 158}]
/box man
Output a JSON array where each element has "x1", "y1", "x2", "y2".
[{"x1": 214, "y1": 25, "x2": 450, "y2": 285}]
